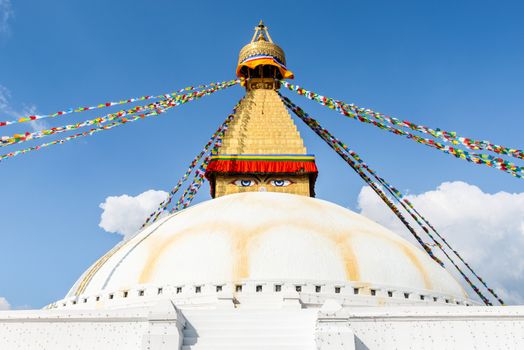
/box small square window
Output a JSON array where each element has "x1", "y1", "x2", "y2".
[
  {"x1": 353, "y1": 288, "x2": 359, "y2": 295},
  {"x1": 445, "y1": 299, "x2": 450, "y2": 304},
  {"x1": 420, "y1": 295, "x2": 425, "y2": 301},
  {"x1": 95, "y1": 296, "x2": 100, "y2": 302},
  {"x1": 83, "y1": 298, "x2": 87, "y2": 303},
  {"x1": 315, "y1": 285, "x2": 321, "y2": 293},
  {"x1": 123, "y1": 291, "x2": 128, "y2": 298},
  {"x1": 216, "y1": 285, "x2": 222, "y2": 292},
  {"x1": 433, "y1": 297, "x2": 437, "y2": 302},
  {"x1": 387, "y1": 291, "x2": 393, "y2": 297},
  {"x1": 370, "y1": 289, "x2": 376, "y2": 296},
  {"x1": 404, "y1": 293, "x2": 409, "y2": 299},
  {"x1": 176, "y1": 287, "x2": 182, "y2": 294},
  {"x1": 109, "y1": 294, "x2": 114, "y2": 300},
  {"x1": 195, "y1": 286, "x2": 201, "y2": 293},
  {"x1": 275, "y1": 285, "x2": 282, "y2": 292},
  {"x1": 72, "y1": 300, "x2": 77, "y2": 305},
  {"x1": 138, "y1": 290, "x2": 144, "y2": 296},
  {"x1": 157, "y1": 288, "x2": 163, "y2": 295},
  {"x1": 235, "y1": 285, "x2": 242, "y2": 292},
  {"x1": 62, "y1": 303, "x2": 66, "y2": 307},
  {"x1": 335, "y1": 287, "x2": 341, "y2": 294},
  {"x1": 256, "y1": 285, "x2": 262, "y2": 292},
  {"x1": 295, "y1": 285, "x2": 302, "y2": 292}
]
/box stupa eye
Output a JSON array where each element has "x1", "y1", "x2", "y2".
[
  {"x1": 233, "y1": 179, "x2": 256, "y2": 187},
  {"x1": 269, "y1": 179, "x2": 291, "y2": 187}
]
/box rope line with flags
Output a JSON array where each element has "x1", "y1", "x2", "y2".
[
  {"x1": 168, "y1": 104, "x2": 237, "y2": 213},
  {"x1": 0, "y1": 79, "x2": 239, "y2": 148},
  {"x1": 0, "y1": 80, "x2": 239, "y2": 162},
  {"x1": 0, "y1": 80, "x2": 241, "y2": 128},
  {"x1": 280, "y1": 93, "x2": 497, "y2": 306},
  {"x1": 141, "y1": 97, "x2": 244, "y2": 228},
  {"x1": 280, "y1": 81, "x2": 523, "y2": 179}
]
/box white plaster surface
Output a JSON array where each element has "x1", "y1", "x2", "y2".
[{"x1": 68, "y1": 192, "x2": 466, "y2": 299}]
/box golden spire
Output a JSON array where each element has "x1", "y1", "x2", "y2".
[
  {"x1": 206, "y1": 22, "x2": 316, "y2": 198},
  {"x1": 206, "y1": 88, "x2": 316, "y2": 198}
]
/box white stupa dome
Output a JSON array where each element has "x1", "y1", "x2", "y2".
[{"x1": 59, "y1": 192, "x2": 470, "y2": 309}]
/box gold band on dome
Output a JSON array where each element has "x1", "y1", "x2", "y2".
[
  {"x1": 238, "y1": 41, "x2": 286, "y2": 66},
  {"x1": 74, "y1": 241, "x2": 127, "y2": 296}
]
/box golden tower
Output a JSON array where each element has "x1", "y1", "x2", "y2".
[{"x1": 206, "y1": 21, "x2": 318, "y2": 197}]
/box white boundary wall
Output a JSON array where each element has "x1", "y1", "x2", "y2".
[
  {"x1": 0, "y1": 300, "x2": 185, "y2": 350},
  {"x1": 317, "y1": 305, "x2": 524, "y2": 350},
  {"x1": 0, "y1": 301, "x2": 523, "y2": 349}
]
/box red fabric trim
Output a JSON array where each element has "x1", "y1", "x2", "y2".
[{"x1": 205, "y1": 159, "x2": 318, "y2": 176}]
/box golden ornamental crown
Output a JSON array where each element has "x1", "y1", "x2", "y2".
[{"x1": 237, "y1": 21, "x2": 286, "y2": 66}]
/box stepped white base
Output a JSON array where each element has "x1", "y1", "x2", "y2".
[{"x1": 181, "y1": 308, "x2": 317, "y2": 350}]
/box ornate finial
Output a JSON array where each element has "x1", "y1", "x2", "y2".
[
  {"x1": 237, "y1": 21, "x2": 293, "y2": 80},
  {"x1": 250, "y1": 20, "x2": 273, "y2": 43}
]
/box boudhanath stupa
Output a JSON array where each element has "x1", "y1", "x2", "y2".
[{"x1": 0, "y1": 22, "x2": 523, "y2": 350}]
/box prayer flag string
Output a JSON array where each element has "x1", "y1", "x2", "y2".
[
  {"x1": 281, "y1": 93, "x2": 496, "y2": 306},
  {"x1": 1, "y1": 100, "x2": 171, "y2": 148},
  {"x1": 280, "y1": 94, "x2": 443, "y2": 264},
  {"x1": 280, "y1": 81, "x2": 523, "y2": 179},
  {"x1": 317, "y1": 134, "x2": 503, "y2": 303},
  {"x1": 0, "y1": 80, "x2": 242, "y2": 127},
  {"x1": 141, "y1": 97, "x2": 244, "y2": 227},
  {"x1": 0, "y1": 80, "x2": 239, "y2": 162},
  {"x1": 342, "y1": 150, "x2": 503, "y2": 304},
  {"x1": 332, "y1": 132, "x2": 502, "y2": 305},
  {"x1": 0, "y1": 104, "x2": 171, "y2": 162},
  {"x1": 168, "y1": 103, "x2": 239, "y2": 213},
  {"x1": 0, "y1": 79, "x2": 240, "y2": 148}
]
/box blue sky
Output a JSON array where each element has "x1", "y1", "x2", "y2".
[{"x1": 0, "y1": 0, "x2": 523, "y2": 308}]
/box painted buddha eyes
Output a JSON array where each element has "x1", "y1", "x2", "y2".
[
  {"x1": 233, "y1": 179, "x2": 256, "y2": 187},
  {"x1": 270, "y1": 179, "x2": 291, "y2": 187},
  {"x1": 232, "y1": 178, "x2": 292, "y2": 187}
]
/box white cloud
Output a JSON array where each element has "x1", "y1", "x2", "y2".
[
  {"x1": 0, "y1": 84, "x2": 11, "y2": 110},
  {"x1": 99, "y1": 190, "x2": 168, "y2": 238},
  {"x1": 0, "y1": 84, "x2": 45, "y2": 132},
  {"x1": 0, "y1": 297, "x2": 10, "y2": 310},
  {"x1": 0, "y1": 0, "x2": 13, "y2": 35},
  {"x1": 24, "y1": 105, "x2": 48, "y2": 131},
  {"x1": 357, "y1": 181, "x2": 524, "y2": 305}
]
